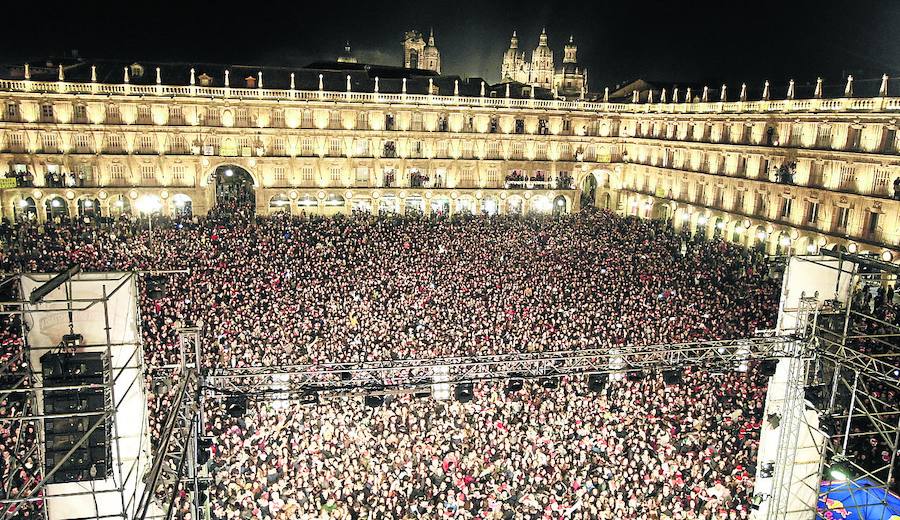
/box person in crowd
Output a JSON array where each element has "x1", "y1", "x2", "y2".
[{"x1": 0, "y1": 209, "x2": 802, "y2": 518}]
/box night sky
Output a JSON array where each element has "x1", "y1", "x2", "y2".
[{"x1": 3, "y1": 0, "x2": 899, "y2": 91}]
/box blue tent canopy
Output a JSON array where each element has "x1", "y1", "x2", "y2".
[{"x1": 818, "y1": 479, "x2": 900, "y2": 520}]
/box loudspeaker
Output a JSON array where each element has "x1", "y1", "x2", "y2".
[
  {"x1": 454, "y1": 383, "x2": 473, "y2": 403},
  {"x1": 626, "y1": 371, "x2": 644, "y2": 382},
  {"x1": 41, "y1": 351, "x2": 110, "y2": 484},
  {"x1": 760, "y1": 359, "x2": 778, "y2": 377},
  {"x1": 662, "y1": 369, "x2": 683, "y2": 385},
  {"x1": 588, "y1": 373, "x2": 608, "y2": 393},
  {"x1": 364, "y1": 394, "x2": 385, "y2": 408}
]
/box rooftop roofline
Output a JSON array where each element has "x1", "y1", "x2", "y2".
[{"x1": 1, "y1": 75, "x2": 899, "y2": 115}]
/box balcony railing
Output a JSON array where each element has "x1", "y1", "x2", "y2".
[{"x1": 4, "y1": 78, "x2": 900, "y2": 115}]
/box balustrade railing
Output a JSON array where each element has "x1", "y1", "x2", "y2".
[{"x1": 2, "y1": 78, "x2": 900, "y2": 115}]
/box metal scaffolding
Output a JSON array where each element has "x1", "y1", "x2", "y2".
[{"x1": 0, "y1": 271, "x2": 149, "y2": 520}]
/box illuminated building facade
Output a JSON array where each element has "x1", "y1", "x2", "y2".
[{"x1": 0, "y1": 66, "x2": 897, "y2": 260}]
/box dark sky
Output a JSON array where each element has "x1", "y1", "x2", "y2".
[{"x1": 3, "y1": 0, "x2": 899, "y2": 91}]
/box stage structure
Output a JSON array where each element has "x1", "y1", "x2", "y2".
[
  {"x1": 0, "y1": 271, "x2": 150, "y2": 520},
  {"x1": 752, "y1": 252, "x2": 900, "y2": 520}
]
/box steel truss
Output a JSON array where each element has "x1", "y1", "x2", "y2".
[
  {"x1": 772, "y1": 254, "x2": 900, "y2": 520},
  {"x1": 0, "y1": 272, "x2": 149, "y2": 520},
  {"x1": 202, "y1": 335, "x2": 800, "y2": 397}
]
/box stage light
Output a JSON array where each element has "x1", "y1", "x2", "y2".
[
  {"x1": 716, "y1": 221, "x2": 726, "y2": 230},
  {"x1": 697, "y1": 216, "x2": 708, "y2": 225},
  {"x1": 505, "y1": 376, "x2": 524, "y2": 394},
  {"x1": 225, "y1": 169, "x2": 234, "y2": 177},
  {"x1": 588, "y1": 373, "x2": 608, "y2": 393},
  {"x1": 662, "y1": 369, "x2": 683, "y2": 385},
  {"x1": 556, "y1": 198, "x2": 565, "y2": 207},
  {"x1": 680, "y1": 212, "x2": 690, "y2": 221},
  {"x1": 760, "y1": 359, "x2": 777, "y2": 377},
  {"x1": 826, "y1": 457, "x2": 851, "y2": 481},
  {"x1": 18, "y1": 199, "x2": 28, "y2": 208},
  {"x1": 51, "y1": 198, "x2": 61, "y2": 208},
  {"x1": 454, "y1": 382, "x2": 473, "y2": 403},
  {"x1": 225, "y1": 395, "x2": 247, "y2": 417},
  {"x1": 807, "y1": 244, "x2": 817, "y2": 254},
  {"x1": 115, "y1": 199, "x2": 125, "y2": 208},
  {"x1": 84, "y1": 199, "x2": 93, "y2": 207}
]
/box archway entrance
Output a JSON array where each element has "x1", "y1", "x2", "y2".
[
  {"x1": 213, "y1": 165, "x2": 255, "y2": 212},
  {"x1": 581, "y1": 173, "x2": 598, "y2": 208}
]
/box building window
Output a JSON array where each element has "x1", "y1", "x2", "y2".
[
  {"x1": 805, "y1": 201, "x2": 819, "y2": 224},
  {"x1": 41, "y1": 133, "x2": 58, "y2": 153},
  {"x1": 172, "y1": 165, "x2": 186, "y2": 182},
  {"x1": 273, "y1": 166, "x2": 286, "y2": 182},
  {"x1": 40, "y1": 104, "x2": 54, "y2": 121},
  {"x1": 139, "y1": 135, "x2": 155, "y2": 154},
  {"x1": 301, "y1": 138, "x2": 314, "y2": 156},
  {"x1": 272, "y1": 110, "x2": 285, "y2": 128},
  {"x1": 5, "y1": 102, "x2": 19, "y2": 120},
  {"x1": 838, "y1": 165, "x2": 856, "y2": 191},
  {"x1": 329, "y1": 138, "x2": 342, "y2": 157},
  {"x1": 815, "y1": 125, "x2": 832, "y2": 149},
  {"x1": 834, "y1": 206, "x2": 851, "y2": 231},
  {"x1": 272, "y1": 138, "x2": 286, "y2": 156},
  {"x1": 779, "y1": 197, "x2": 792, "y2": 219},
  {"x1": 236, "y1": 108, "x2": 250, "y2": 127},
  {"x1": 73, "y1": 104, "x2": 87, "y2": 123},
  {"x1": 169, "y1": 106, "x2": 183, "y2": 124},
  {"x1": 107, "y1": 104, "x2": 121, "y2": 124},
  {"x1": 109, "y1": 163, "x2": 126, "y2": 181},
  {"x1": 137, "y1": 106, "x2": 151, "y2": 124},
  {"x1": 872, "y1": 167, "x2": 891, "y2": 196},
  {"x1": 864, "y1": 211, "x2": 880, "y2": 238},
  {"x1": 141, "y1": 164, "x2": 156, "y2": 179},
  {"x1": 301, "y1": 166, "x2": 315, "y2": 185},
  {"x1": 74, "y1": 133, "x2": 92, "y2": 153}
]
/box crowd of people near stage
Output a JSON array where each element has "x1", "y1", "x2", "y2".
[{"x1": 0, "y1": 207, "x2": 790, "y2": 518}]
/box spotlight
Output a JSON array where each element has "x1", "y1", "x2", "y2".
[
  {"x1": 826, "y1": 457, "x2": 851, "y2": 481},
  {"x1": 454, "y1": 382, "x2": 473, "y2": 403},
  {"x1": 662, "y1": 369, "x2": 683, "y2": 385},
  {"x1": 225, "y1": 169, "x2": 234, "y2": 177},
  {"x1": 505, "y1": 375, "x2": 524, "y2": 394},
  {"x1": 819, "y1": 414, "x2": 837, "y2": 437},
  {"x1": 588, "y1": 373, "x2": 609, "y2": 393},
  {"x1": 760, "y1": 359, "x2": 778, "y2": 377},
  {"x1": 225, "y1": 395, "x2": 247, "y2": 418}
]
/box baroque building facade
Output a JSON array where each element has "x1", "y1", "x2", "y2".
[
  {"x1": 501, "y1": 30, "x2": 587, "y2": 97},
  {"x1": 402, "y1": 30, "x2": 440, "y2": 74},
  {"x1": 0, "y1": 70, "x2": 898, "y2": 262}
]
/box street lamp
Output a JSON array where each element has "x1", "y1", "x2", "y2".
[{"x1": 136, "y1": 195, "x2": 162, "y2": 240}]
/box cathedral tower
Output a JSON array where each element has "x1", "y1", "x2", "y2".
[
  {"x1": 403, "y1": 29, "x2": 440, "y2": 73},
  {"x1": 529, "y1": 28, "x2": 554, "y2": 89},
  {"x1": 501, "y1": 31, "x2": 530, "y2": 83}
]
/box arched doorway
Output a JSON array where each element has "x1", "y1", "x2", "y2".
[
  {"x1": 110, "y1": 196, "x2": 131, "y2": 218},
  {"x1": 213, "y1": 165, "x2": 255, "y2": 212},
  {"x1": 552, "y1": 195, "x2": 568, "y2": 216},
  {"x1": 652, "y1": 203, "x2": 671, "y2": 221},
  {"x1": 581, "y1": 173, "x2": 598, "y2": 207},
  {"x1": 171, "y1": 194, "x2": 193, "y2": 218},
  {"x1": 14, "y1": 197, "x2": 37, "y2": 222},
  {"x1": 44, "y1": 196, "x2": 68, "y2": 222},
  {"x1": 77, "y1": 198, "x2": 101, "y2": 223}
]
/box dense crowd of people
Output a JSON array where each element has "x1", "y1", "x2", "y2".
[{"x1": 0, "y1": 206, "x2": 790, "y2": 518}]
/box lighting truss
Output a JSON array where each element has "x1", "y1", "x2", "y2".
[{"x1": 202, "y1": 335, "x2": 800, "y2": 397}]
